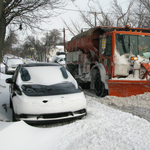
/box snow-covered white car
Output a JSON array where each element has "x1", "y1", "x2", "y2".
[
  {"x1": 5, "y1": 63, "x2": 87, "y2": 124},
  {"x1": 4, "y1": 58, "x2": 24, "y2": 74}
]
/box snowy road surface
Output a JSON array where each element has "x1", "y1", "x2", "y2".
[
  {"x1": 1, "y1": 63, "x2": 150, "y2": 149},
  {"x1": 84, "y1": 89, "x2": 150, "y2": 122}
]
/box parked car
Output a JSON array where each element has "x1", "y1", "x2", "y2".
[
  {"x1": 24, "y1": 58, "x2": 37, "y2": 64},
  {"x1": 51, "y1": 51, "x2": 66, "y2": 66},
  {"x1": 4, "y1": 58, "x2": 24, "y2": 74},
  {"x1": 6, "y1": 63, "x2": 87, "y2": 124},
  {"x1": 3, "y1": 54, "x2": 14, "y2": 64}
]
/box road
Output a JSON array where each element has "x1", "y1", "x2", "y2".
[{"x1": 84, "y1": 89, "x2": 150, "y2": 122}]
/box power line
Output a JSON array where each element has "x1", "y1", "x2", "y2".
[
  {"x1": 56, "y1": 0, "x2": 131, "y2": 14},
  {"x1": 55, "y1": 7, "x2": 101, "y2": 13}
]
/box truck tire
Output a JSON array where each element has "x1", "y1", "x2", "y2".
[
  {"x1": 79, "y1": 82, "x2": 90, "y2": 89},
  {"x1": 94, "y1": 73, "x2": 105, "y2": 97}
]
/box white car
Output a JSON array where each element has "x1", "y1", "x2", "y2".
[
  {"x1": 6, "y1": 63, "x2": 87, "y2": 124},
  {"x1": 5, "y1": 58, "x2": 24, "y2": 74}
]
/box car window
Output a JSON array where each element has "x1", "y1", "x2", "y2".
[
  {"x1": 60, "y1": 67, "x2": 68, "y2": 79},
  {"x1": 20, "y1": 68, "x2": 31, "y2": 81},
  {"x1": 24, "y1": 66, "x2": 70, "y2": 85},
  {"x1": 12, "y1": 65, "x2": 21, "y2": 82}
]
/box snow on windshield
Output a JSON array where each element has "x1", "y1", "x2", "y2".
[{"x1": 18, "y1": 66, "x2": 77, "y2": 87}]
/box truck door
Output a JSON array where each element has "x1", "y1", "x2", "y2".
[{"x1": 100, "y1": 35, "x2": 112, "y2": 78}]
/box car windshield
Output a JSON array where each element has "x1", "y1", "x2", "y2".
[
  {"x1": 21, "y1": 82, "x2": 81, "y2": 96},
  {"x1": 115, "y1": 34, "x2": 150, "y2": 58},
  {"x1": 20, "y1": 66, "x2": 70, "y2": 85}
]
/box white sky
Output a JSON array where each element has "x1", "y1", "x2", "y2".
[{"x1": 14, "y1": 0, "x2": 131, "y2": 45}]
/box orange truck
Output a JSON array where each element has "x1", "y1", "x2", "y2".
[{"x1": 65, "y1": 25, "x2": 150, "y2": 97}]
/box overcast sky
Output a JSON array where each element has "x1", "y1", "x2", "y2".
[{"x1": 15, "y1": 0, "x2": 131, "y2": 45}]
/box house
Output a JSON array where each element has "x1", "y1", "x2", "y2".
[{"x1": 48, "y1": 45, "x2": 64, "y2": 61}]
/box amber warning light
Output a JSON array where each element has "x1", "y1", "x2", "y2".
[{"x1": 130, "y1": 56, "x2": 138, "y2": 61}]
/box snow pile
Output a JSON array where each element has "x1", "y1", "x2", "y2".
[
  {"x1": 101, "y1": 93, "x2": 150, "y2": 108},
  {"x1": 1, "y1": 97, "x2": 150, "y2": 150},
  {"x1": 1, "y1": 63, "x2": 150, "y2": 150},
  {"x1": 52, "y1": 98, "x2": 150, "y2": 150}
]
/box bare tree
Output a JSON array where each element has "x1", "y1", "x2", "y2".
[
  {"x1": 111, "y1": 0, "x2": 135, "y2": 27},
  {"x1": 3, "y1": 30, "x2": 18, "y2": 55},
  {"x1": 63, "y1": 0, "x2": 137, "y2": 37},
  {"x1": 0, "y1": 0, "x2": 67, "y2": 62},
  {"x1": 22, "y1": 36, "x2": 45, "y2": 61},
  {"x1": 134, "y1": 0, "x2": 150, "y2": 28},
  {"x1": 44, "y1": 29, "x2": 63, "y2": 59},
  {"x1": 48, "y1": 29, "x2": 63, "y2": 46}
]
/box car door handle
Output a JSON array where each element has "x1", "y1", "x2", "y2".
[{"x1": 42, "y1": 100, "x2": 48, "y2": 103}]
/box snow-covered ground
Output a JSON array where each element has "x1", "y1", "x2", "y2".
[{"x1": 1, "y1": 63, "x2": 150, "y2": 150}]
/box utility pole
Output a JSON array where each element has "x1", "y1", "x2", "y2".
[
  {"x1": 63, "y1": 28, "x2": 66, "y2": 52},
  {"x1": 89, "y1": 12, "x2": 101, "y2": 27},
  {"x1": 46, "y1": 32, "x2": 49, "y2": 62}
]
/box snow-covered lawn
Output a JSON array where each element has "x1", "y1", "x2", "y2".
[{"x1": 1, "y1": 63, "x2": 150, "y2": 150}]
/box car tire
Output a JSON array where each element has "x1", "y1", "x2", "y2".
[{"x1": 94, "y1": 73, "x2": 105, "y2": 97}]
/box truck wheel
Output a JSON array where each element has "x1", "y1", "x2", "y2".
[
  {"x1": 79, "y1": 82, "x2": 90, "y2": 89},
  {"x1": 94, "y1": 73, "x2": 105, "y2": 97}
]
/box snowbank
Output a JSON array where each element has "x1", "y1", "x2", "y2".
[
  {"x1": 1, "y1": 64, "x2": 150, "y2": 150},
  {"x1": 1, "y1": 98, "x2": 150, "y2": 150}
]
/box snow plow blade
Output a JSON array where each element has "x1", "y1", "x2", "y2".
[{"x1": 107, "y1": 80, "x2": 150, "y2": 97}]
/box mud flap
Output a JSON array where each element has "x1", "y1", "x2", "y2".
[{"x1": 107, "y1": 80, "x2": 150, "y2": 97}]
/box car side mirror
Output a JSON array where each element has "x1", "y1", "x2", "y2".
[{"x1": 5, "y1": 78, "x2": 14, "y2": 84}]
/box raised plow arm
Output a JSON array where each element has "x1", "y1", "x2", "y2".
[{"x1": 140, "y1": 63, "x2": 150, "y2": 80}]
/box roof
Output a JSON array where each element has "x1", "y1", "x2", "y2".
[{"x1": 71, "y1": 26, "x2": 150, "y2": 41}]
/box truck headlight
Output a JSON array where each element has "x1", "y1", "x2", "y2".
[{"x1": 130, "y1": 56, "x2": 138, "y2": 61}]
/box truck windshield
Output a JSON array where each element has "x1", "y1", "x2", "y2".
[{"x1": 115, "y1": 34, "x2": 150, "y2": 58}]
